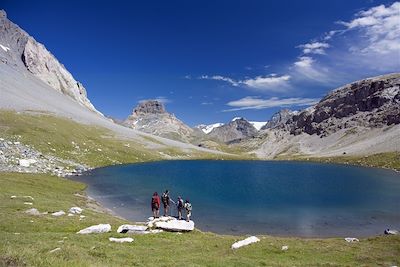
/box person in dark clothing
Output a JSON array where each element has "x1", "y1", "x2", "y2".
[
  {"x1": 161, "y1": 190, "x2": 170, "y2": 216},
  {"x1": 151, "y1": 192, "x2": 160, "y2": 218},
  {"x1": 177, "y1": 196, "x2": 184, "y2": 220}
]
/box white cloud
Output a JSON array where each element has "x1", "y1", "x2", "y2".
[
  {"x1": 199, "y1": 74, "x2": 291, "y2": 91},
  {"x1": 241, "y1": 75, "x2": 291, "y2": 91},
  {"x1": 339, "y1": 2, "x2": 400, "y2": 54},
  {"x1": 199, "y1": 75, "x2": 239, "y2": 86},
  {"x1": 293, "y1": 56, "x2": 333, "y2": 84},
  {"x1": 224, "y1": 96, "x2": 319, "y2": 111},
  {"x1": 298, "y1": 42, "x2": 330, "y2": 54}
]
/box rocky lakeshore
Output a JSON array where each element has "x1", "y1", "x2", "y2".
[{"x1": 0, "y1": 137, "x2": 89, "y2": 176}]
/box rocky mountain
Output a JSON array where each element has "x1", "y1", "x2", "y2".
[
  {"x1": 208, "y1": 117, "x2": 258, "y2": 143},
  {"x1": 287, "y1": 73, "x2": 400, "y2": 136},
  {"x1": 261, "y1": 109, "x2": 297, "y2": 130},
  {"x1": 0, "y1": 10, "x2": 99, "y2": 114},
  {"x1": 124, "y1": 100, "x2": 194, "y2": 142},
  {"x1": 245, "y1": 73, "x2": 400, "y2": 158}
]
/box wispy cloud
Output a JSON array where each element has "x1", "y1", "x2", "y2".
[
  {"x1": 199, "y1": 74, "x2": 291, "y2": 92},
  {"x1": 223, "y1": 96, "x2": 319, "y2": 111},
  {"x1": 139, "y1": 96, "x2": 171, "y2": 104},
  {"x1": 292, "y1": 56, "x2": 332, "y2": 84},
  {"x1": 298, "y1": 42, "x2": 330, "y2": 55}
]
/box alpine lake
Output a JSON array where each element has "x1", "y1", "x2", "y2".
[{"x1": 72, "y1": 160, "x2": 400, "y2": 237}]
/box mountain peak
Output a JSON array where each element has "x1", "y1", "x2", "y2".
[
  {"x1": 133, "y1": 100, "x2": 166, "y2": 115},
  {"x1": 0, "y1": 10, "x2": 6, "y2": 18}
]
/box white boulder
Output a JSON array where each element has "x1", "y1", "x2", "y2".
[
  {"x1": 25, "y1": 208, "x2": 40, "y2": 216},
  {"x1": 384, "y1": 229, "x2": 399, "y2": 235},
  {"x1": 149, "y1": 217, "x2": 194, "y2": 232},
  {"x1": 117, "y1": 224, "x2": 148, "y2": 233},
  {"x1": 77, "y1": 224, "x2": 111, "y2": 234},
  {"x1": 69, "y1": 207, "x2": 83, "y2": 214},
  {"x1": 344, "y1": 237, "x2": 359, "y2": 243},
  {"x1": 281, "y1": 245, "x2": 289, "y2": 251},
  {"x1": 19, "y1": 159, "x2": 37, "y2": 167},
  {"x1": 231, "y1": 236, "x2": 260, "y2": 249},
  {"x1": 52, "y1": 210, "x2": 66, "y2": 217},
  {"x1": 109, "y1": 237, "x2": 134, "y2": 243}
]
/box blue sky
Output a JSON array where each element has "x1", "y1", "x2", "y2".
[{"x1": 3, "y1": 0, "x2": 400, "y2": 126}]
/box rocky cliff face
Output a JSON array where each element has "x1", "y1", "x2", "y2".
[
  {"x1": 0, "y1": 10, "x2": 100, "y2": 114},
  {"x1": 208, "y1": 118, "x2": 257, "y2": 143},
  {"x1": 261, "y1": 109, "x2": 297, "y2": 130},
  {"x1": 124, "y1": 100, "x2": 194, "y2": 142},
  {"x1": 287, "y1": 73, "x2": 400, "y2": 136}
]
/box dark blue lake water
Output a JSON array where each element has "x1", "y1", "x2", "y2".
[{"x1": 74, "y1": 160, "x2": 400, "y2": 237}]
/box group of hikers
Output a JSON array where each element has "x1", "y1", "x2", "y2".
[{"x1": 151, "y1": 190, "x2": 192, "y2": 222}]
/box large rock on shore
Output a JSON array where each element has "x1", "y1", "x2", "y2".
[
  {"x1": 147, "y1": 216, "x2": 194, "y2": 232},
  {"x1": 77, "y1": 224, "x2": 111, "y2": 234}
]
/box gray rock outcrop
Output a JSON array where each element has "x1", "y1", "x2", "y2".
[
  {"x1": 287, "y1": 73, "x2": 400, "y2": 136},
  {"x1": 261, "y1": 109, "x2": 297, "y2": 130},
  {"x1": 0, "y1": 10, "x2": 100, "y2": 114},
  {"x1": 208, "y1": 118, "x2": 257, "y2": 143},
  {"x1": 124, "y1": 100, "x2": 194, "y2": 142}
]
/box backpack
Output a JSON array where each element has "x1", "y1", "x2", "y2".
[
  {"x1": 185, "y1": 203, "x2": 192, "y2": 211},
  {"x1": 177, "y1": 199, "x2": 184, "y2": 208},
  {"x1": 162, "y1": 193, "x2": 169, "y2": 205}
]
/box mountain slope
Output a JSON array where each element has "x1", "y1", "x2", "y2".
[
  {"x1": 0, "y1": 10, "x2": 99, "y2": 113},
  {"x1": 124, "y1": 100, "x2": 194, "y2": 142},
  {"x1": 208, "y1": 117, "x2": 258, "y2": 143},
  {"x1": 249, "y1": 73, "x2": 400, "y2": 159}
]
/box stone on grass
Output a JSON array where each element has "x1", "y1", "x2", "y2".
[
  {"x1": 25, "y1": 208, "x2": 40, "y2": 216},
  {"x1": 147, "y1": 216, "x2": 194, "y2": 232},
  {"x1": 281, "y1": 245, "x2": 289, "y2": 251},
  {"x1": 77, "y1": 224, "x2": 111, "y2": 234},
  {"x1": 117, "y1": 224, "x2": 148, "y2": 233},
  {"x1": 10, "y1": 195, "x2": 16, "y2": 199},
  {"x1": 384, "y1": 229, "x2": 399, "y2": 235},
  {"x1": 49, "y1": 247, "x2": 61, "y2": 253},
  {"x1": 68, "y1": 213, "x2": 74, "y2": 217},
  {"x1": 24, "y1": 202, "x2": 33, "y2": 205},
  {"x1": 19, "y1": 159, "x2": 37, "y2": 167},
  {"x1": 344, "y1": 237, "x2": 359, "y2": 242},
  {"x1": 231, "y1": 236, "x2": 260, "y2": 249},
  {"x1": 109, "y1": 237, "x2": 134, "y2": 243},
  {"x1": 52, "y1": 210, "x2": 66, "y2": 217},
  {"x1": 69, "y1": 207, "x2": 83, "y2": 214}
]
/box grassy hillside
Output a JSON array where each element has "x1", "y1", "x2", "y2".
[
  {"x1": 1, "y1": 172, "x2": 399, "y2": 266},
  {"x1": 0, "y1": 110, "x2": 237, "y2": 168}
]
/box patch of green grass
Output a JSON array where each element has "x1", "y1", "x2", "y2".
[
  {"x1": 278, "y1": 152, "x2": 400, "y2": 171},
  {"x1": 0, "y1": 172, "x2": 399, "y2": 266}
]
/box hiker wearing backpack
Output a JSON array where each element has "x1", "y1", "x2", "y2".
[
  {"x1": 161, "y1": 190, "x2": 170, "y2": 216},
  {"x1": 177, "y1": 196, "x2": 184, "y2": 220},
  {"x1": 184, "y1": 199, "x2": 192, "y2": 222},
  {"x1": 151, "y1": 192, "x2": 160, "y2": 218}
]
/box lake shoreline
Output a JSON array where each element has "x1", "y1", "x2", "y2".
[{"x1": 72, "y1": 159, "x2": 400, "y2": 239}]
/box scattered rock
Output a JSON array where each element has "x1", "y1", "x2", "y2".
[
  {"x1": 68, "y1": 207, "x2": 83, "y2": 214},
  {"x1": 281, "y1": 245, "x2": 289, "y2": 251},
  {"x1": 52, "y1": 210, "x2": 66, "y2": 217},
  {"x1": 25, "y1": 208, "x2": 40, "y2": 216},
  {"x1": 19, "y1": 159, "x2": 36, "y2": 167},
  {"x1": 23, "y1": 202, "x2": 33, "y2": 205},
  {"x1": 384, "y1": 229, "x2": 399, "y2": 235},
  {"x1": 49, "y1": 248, "x2": 61, "y2": 253},
  {"x1": 10, "y1": 195, "x2": 16, "y2": 199},
  {"x1": 117, "y1": 224, "x2": 148, "y2": 234},
  {"x1": 147, "y1": 216, "x2": 194, "y2": 232},
  {"x1": 77, "y1": 224, "x2": 111, "y2": 234},
  {"x1": 344, "y1": 237, "x2": 359, "y2": 243},
  {"x1": 109, "y1": 237, "x2": 134, "y2": 243},
  {"x1": 67, "y1": 213, "x2": 74, "y2": 217},
  {"x1": 231, "y1": 236, "x2": 260, "y2": 249}
]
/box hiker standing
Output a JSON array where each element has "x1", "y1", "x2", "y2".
[
  {"x1": 161, "y1": 190, "x2": 170, "y2": 216},
  {"x1": 177, "y1": 196, "x2": 184, "y2": 220},
  {"x1": 184, "y1": 199, "x2": 192, "y2": 222},
  {"x1": 151, "y1": 192, "x2": 160, "y2": 218}
]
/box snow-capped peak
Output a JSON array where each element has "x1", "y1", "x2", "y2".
[
  {"x1": 249, "y1": 121, "x2": 268, "y2": 131},
  {"x1": 231, "y1": 117, "x2": 244, "y2": 122},
  {"x1": 196, "y1": 123, "x2": 224, "y2": 134}
]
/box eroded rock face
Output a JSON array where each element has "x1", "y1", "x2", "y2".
[
  {"x1": 261, "y1": 109, "x2": 298, "y2": 130},
  {"x1": 287, "y1": 73, "x2": 400, "y2": 136},
  {"x1": 208, "y1": 118, "x2": 258, "y2": 143},
  {"x1": 124, "y1": 100, "x2": 194, "y2": 142},
  {"x1": 0, "y1": 10, "x2": 100, "y2": 114}
]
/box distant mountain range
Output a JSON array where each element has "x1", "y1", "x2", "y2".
[{"x1": 0, "y1": 9, "x2": 399, "y2": 160}]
